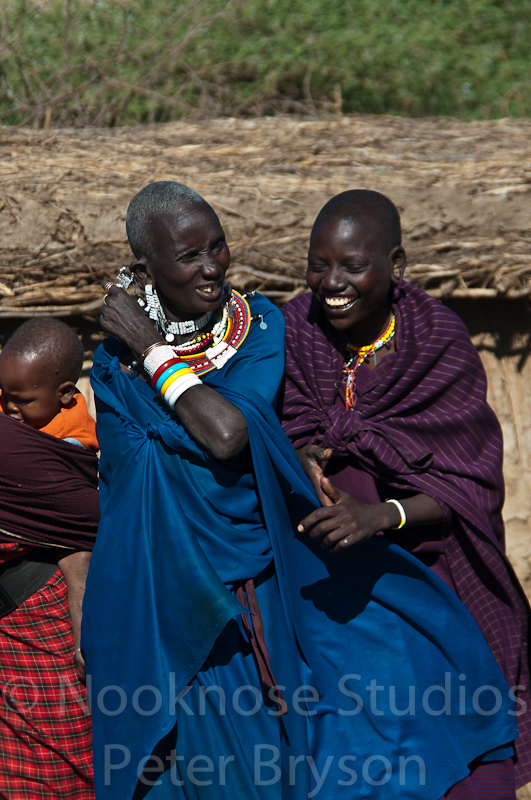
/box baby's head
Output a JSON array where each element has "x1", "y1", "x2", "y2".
[{"x1": 0, "y1": 318, "x2": 84, "y2": 429}]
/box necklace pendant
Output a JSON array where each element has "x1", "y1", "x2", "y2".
[
  {"x1": 206, "y1": 341, "x2": 237, "y2": 369},
  {"x1": 165, "y1": 332, "x2": 175, "y2": 343}
]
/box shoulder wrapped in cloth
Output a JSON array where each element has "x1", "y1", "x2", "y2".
[
  {"x1": 0, "y1": 412, "x2": 99, "y2": 551},
  {"x1": 84, "y1": 324, "x2": 517, "y2": 800},
  {"x1": 282, "y1": 281, "x2": 531, "y2": 785}
]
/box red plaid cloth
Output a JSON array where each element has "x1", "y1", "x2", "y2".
[{"x1": 0, "y1": 552, "x2": 94, "y2": 799}]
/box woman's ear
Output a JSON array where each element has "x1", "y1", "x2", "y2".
[
  {"x1": 129, "y1": 258, "x2": 150, "y2": 289},
  {"x1": 58, "y1": 381, "x2": 77, "y2": 407},
  {"x1": 390, "y1": 246, "x2": 407, "y2": 284}
]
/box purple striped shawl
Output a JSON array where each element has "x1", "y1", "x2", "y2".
[{"x1": 282, "y1": 282, "x2": 531, "y2": 785}]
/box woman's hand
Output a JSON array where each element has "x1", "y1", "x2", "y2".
[
  {"x1": 297, "y1": 477, "x2": 397, "y2": 552},
  {"x1": 100, "y1": 280, "x2": 164, "y2": 356},
  {"x1": 297, "y1": 444, "x2": 334, "y2": 506},
  {"x1": 74, "y1": 649, "x2": 87, "y2": 684},
  {"x1": 298, "y1": 479, "x2": 445, "y2": 552},
  {"x1": 100, "y1": 279, "x2": 249, "y2": 460}
]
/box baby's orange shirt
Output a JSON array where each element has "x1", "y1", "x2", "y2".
[
  {"x1": 0, "y1": 391, "x2": 98, "y2": 453},
  {"x1": 41, "y1": 392, "x2": 98, "y2": 452}
]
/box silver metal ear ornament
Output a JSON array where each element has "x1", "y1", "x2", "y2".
[{"x1": 114, "y1": 266, "x2": 136, "y2": 290}]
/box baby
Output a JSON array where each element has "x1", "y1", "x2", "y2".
[
  {"x1": 0, "y1": 317, "x2": 97, "y2": 449},
  {"x1": 0, "y1": 317, "x2": 98, "y2": 678}
]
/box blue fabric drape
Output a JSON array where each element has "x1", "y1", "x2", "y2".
[{"x1": 83, "y1": 305, "x2": 517, "y2": 800}]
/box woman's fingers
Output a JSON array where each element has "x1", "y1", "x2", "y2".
[
  {"x1": 329, "y1": 535, "x2": 353, "y2": 553},
  {"x1": 99, "y1": 284, "x2": 163, "y2": 355},
  {"x1": 298, "y1": 505, "x2": 342, "y2": 537},
  {"x1": 298, "y1": 444, "x2": 330, "y2": 474},
  {"x1": 297, "y1": 492, "x2": 379, "y2": 551},
  {"x1": 298, "y1": 445, "x2": 335, "y2": 505},
  {"x1": 307, "y1": 515, "x2": 343, "y2": 541},
  {"x1": 297, "y1": 506, "x2": 355, "y2": 550},
  {"x1": 308, "y1": 472, "x2": 329, "y2": 506},
  {"x1": 101, "y1": 278, "x2": 128, "y2": 300},
  {"x1": 75, "y1": 651, "x2": 87, "y2": 684},
  {"x1": 101, "y1": 280, "x2": 123, "y2": 310},
  {"x1": 324, "y1": 529, "x2": 353, "y2": 551},
  {"x1": 320, "y1": 476, "x2": 344, "y2": 506}
]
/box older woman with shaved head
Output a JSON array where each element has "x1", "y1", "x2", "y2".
[{"x1": 83, "y1": 182, "x2": 519, "y2": 800}]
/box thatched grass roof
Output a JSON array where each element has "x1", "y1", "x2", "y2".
[{"x1": 1, "y1": 114, "x2": 530, "y2": 317}]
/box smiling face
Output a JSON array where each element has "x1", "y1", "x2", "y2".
[
  {"x1": 0, "y1": 351, "x2": 70, "y2": 428},
  {"x1": 135, "y1": 202, "x2": 230, "y2": 322},
  {"x1": 306, "y1": 217, "x2": 406, "y2": 344}
]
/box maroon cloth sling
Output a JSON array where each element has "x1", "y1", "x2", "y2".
[
  {"x1": 0, "y1": 413, "x2": 99, "y2": 551},
  {"x1": 282, "y1": 282, "x2": 531, "y2": 786}
]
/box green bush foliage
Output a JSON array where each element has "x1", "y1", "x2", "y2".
[{"x1": 1, "y1": 0, "x2": 529, "y2": 126}]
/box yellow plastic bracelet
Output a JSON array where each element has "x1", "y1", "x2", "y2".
[{"x1": 160, "y1": 367, "x2": 193, "y2": 397}]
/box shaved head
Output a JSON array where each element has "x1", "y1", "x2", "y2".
[
  {"x1": 126, "y1": 181, "x2": 208, "y2": 260},
  {"x1": 312, "y1": 190, "x2": 401, "y2": 254},
  {"x1": 3, "y1": 317, "x2": 84, "y2": 383}
]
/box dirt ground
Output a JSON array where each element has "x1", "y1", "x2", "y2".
[{"x1": 1, "y1": 114, "x2": 530, "y2": 791}]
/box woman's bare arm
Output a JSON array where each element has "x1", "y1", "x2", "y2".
[
  {"x1": 57, "y1": 549, "x2": 92, "y2": 682},
  {"x1": 101, "y1": 284, "x2": 248, "y2": 460}
]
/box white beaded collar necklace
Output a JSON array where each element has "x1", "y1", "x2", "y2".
[{"x1": 140, "y1": 284, "x2": 213, "y2": 342}]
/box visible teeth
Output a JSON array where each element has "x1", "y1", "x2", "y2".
[
  {"x1": 203, "y1": 287, "x2": 213, "y2": 293},
  {"x1": 324, "y1": 296, "x2": 354, "y2": 307}
]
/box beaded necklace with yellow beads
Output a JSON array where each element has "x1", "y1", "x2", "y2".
[
  {"x1": 344, "y1": 315, "x2": 396, "y2": 410},
  {"x1": 170, "y1": 285, "x2": 252, "y2": 375}
]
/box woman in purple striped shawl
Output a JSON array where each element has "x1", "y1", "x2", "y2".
[{"x1": 281, "y1": 190, "x2": 531, "y2": 798}]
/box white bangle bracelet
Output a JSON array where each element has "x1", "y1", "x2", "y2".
[
  {"x1": 386, "y1": 499, "x2": 407, "y2": 530},
  {"x1": 164, "y1": 374, "x2": 202, "y2": 409}
]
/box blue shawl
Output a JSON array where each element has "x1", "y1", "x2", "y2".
[{"x1": 83, "y1": 298, "x2": 517, "y2": 800}]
